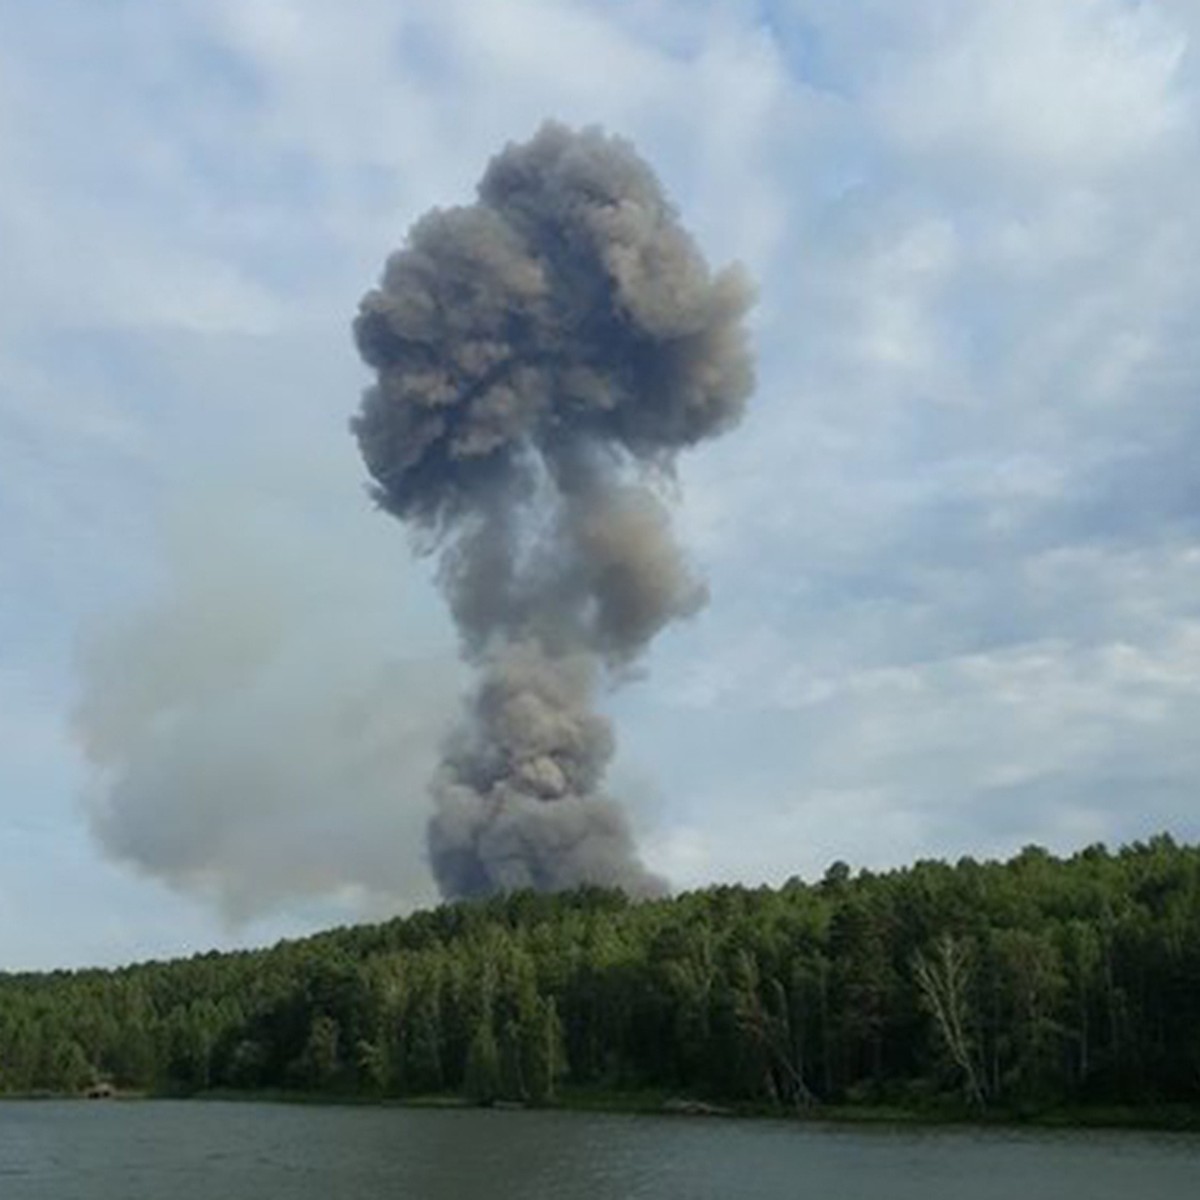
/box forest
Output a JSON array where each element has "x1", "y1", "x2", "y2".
[{"x1": 2, "y1": 836, "x2": 1199, "y2": 1120}]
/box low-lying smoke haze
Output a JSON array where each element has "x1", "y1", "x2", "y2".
[
  {"x1": 353, "y1": 121, "x2": 755, "y2": 898},
  {"x1": 74, "y1": 500, "x2": 459, "y2": 922}
]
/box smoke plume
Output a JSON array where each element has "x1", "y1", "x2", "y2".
[
  {"x1": 75, "y1": 498, "x2": 458, "y2": 922},
  {"x1": 353, "y1": 122, "x2": 755, "y2": 899}
]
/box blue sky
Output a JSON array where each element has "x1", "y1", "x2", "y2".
[{"x1": 2, "y1": 0, "x2": 1199, "y2": 969}]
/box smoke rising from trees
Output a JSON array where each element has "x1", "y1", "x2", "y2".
[
  {"x1": 353, "y1": 122, "x2": 755, "y2": 898},
  {"x1": 74, "y1": 501, "x2": 458, "y2": 921}
]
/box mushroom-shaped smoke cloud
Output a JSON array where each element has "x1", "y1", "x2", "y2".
[{"x1": 353, "y1": 122, "x2": 755, "y2": 898}]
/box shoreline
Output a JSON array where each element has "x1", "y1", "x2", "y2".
[{"x1": 7, "y1": 1087, "x2": 1199, "y2": 1133}]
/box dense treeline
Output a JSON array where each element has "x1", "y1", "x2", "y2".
[{"x1": 3, "y1": 836, "x2": 1200, "y2": 1115}]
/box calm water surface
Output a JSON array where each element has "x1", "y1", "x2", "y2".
[{"x1": 1, "y1": 1100, "x2": 1197, "y2": 1199}]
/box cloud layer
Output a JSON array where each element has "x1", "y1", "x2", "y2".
[{"x1": 1, "y1": 0, "x2": 1198, "y2": 961}]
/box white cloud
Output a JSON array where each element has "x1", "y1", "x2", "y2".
[
  {"x1": 2, "y1": 0, "x2": 1200, "y2": 963},
  {"x1": 875, "y1": 0, "x2": 1189, "y2": 179}
]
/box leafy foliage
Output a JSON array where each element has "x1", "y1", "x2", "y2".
[{"x1": 3, "y1": 837, "x2": 1199, "y2": 1112}]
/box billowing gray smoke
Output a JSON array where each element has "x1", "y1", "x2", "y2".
[{"x1": 353, "y1": 122, "x2": 754, "y2": 898}]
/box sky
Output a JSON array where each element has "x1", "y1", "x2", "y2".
[{"x1": 2, "y1": 0, "x2": 1199, "y2": 970}]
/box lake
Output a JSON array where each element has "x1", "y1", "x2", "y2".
[{"x1": 1, "y1": 1100, "x2": 1197, "y2": 1199}]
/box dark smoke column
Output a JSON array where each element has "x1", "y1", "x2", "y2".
[{"x1": 352, "y1": 122, "x2": 754, "y2": 899}]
